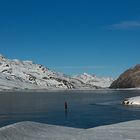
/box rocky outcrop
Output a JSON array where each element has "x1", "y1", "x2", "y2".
[{"x1": 110, "y1": 64, "x2": 140, "y2": 88}]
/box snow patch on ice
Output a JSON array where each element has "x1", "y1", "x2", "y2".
[{"x1": 122, "y1": 96, "x2": 140, "y2": 105}]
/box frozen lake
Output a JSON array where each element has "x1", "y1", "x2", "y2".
[{"x1": 0, "y1": 90, "x2": 140, "y2": 128}]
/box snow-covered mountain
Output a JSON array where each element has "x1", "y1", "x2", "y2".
[
  {"x1": 73, "y1": 73, "x2": 114, "y2": 88},
  {"x1": 0, "y1": 55, "x2": 113, "y2": 90}
]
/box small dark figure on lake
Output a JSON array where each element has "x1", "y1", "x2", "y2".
[
  {"x1": 64, "y1": 101, "x2": 68, "y2": 110},
  {"x1": 64, "y1": 101, "x2": 68, "y2": 118}
]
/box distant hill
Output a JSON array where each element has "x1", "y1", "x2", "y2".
[{"x1": 110, "y1": 64, "x2": 140, "y2": 88}]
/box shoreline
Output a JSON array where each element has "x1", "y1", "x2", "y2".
[{"x1": 0, "y1": 88, "x2": 140, "y2": 93}]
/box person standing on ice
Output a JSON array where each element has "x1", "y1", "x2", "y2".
[{"x1": 64, "y1": 101, "x2": 68, "y2": 110}]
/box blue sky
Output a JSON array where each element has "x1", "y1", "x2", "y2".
[{"x1": 0, "y1": 0, "x2": 140, "y2": 77}]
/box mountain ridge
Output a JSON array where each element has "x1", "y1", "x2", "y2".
[{"x1": 0, "y1": 55, "x2": 113, "y2": 90}]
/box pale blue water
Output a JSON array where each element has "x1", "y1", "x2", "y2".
[{"x1": 0, "y1": 90, "x2": 140, "y2": 128}]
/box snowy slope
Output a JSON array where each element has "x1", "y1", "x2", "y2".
[
  {"x1": 0, "y1": 55, "x2": 113, "y2": 90},
  {"x1": 74, "y1": 73, "x2": 114, "y2": 88},
  {"x1": 0, "y1": 121, "x2": 139, "y2": 140}
]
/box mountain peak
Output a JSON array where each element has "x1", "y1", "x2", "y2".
[{"x1": 83, "y1": 73, "x2": 91, "y2": 76}]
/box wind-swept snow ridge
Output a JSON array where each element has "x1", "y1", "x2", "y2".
[{"x1": 0, "y1": 121, "x2": 139, "y2": 140}]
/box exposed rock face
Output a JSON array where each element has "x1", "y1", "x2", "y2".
[{"x1": 110, "y1": 64, "x2": 140, "y2": 88}]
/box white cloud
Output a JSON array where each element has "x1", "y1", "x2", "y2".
[{"x1": 108, "y1": 21, "x2": 140, "y2": 30}]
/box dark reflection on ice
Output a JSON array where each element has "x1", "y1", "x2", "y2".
[{"x1": 65, "y1": 109, "x2": 68, "y2": 118}]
